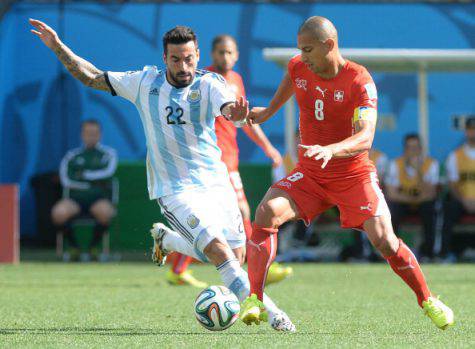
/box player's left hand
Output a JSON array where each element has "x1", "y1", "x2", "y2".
[
  {"x1": 227, "y1": 96, "x2": 249, "y2": 122},
  {"x1": 264, "y1": 146, "x2": 283, "y2": 168},
  {"x1": 299, "y1": 144, "x2": 334, "y2": 169}
]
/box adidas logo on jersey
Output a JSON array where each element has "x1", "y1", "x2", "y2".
[{"x1": 150, "y1": 88, "x2": 159, "y2": 95}]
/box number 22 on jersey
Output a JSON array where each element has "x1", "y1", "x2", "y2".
[{"x1": 165, "y1": 106, "x2": 186, "y2": 125}]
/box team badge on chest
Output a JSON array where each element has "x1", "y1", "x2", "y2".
[
  {"x1": 187, "y1": 89, "x2": 201, "y2": 103},
  {"x1": 187, "y1": 214, "x2": 200, "y2": 229},
  {"x1": 334, "y1": 90, "x2": 344, "y2": 102}
]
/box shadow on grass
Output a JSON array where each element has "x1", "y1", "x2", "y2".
[
  {"x1": 0, "y1": 327, "x2": 430, "y2": 337},
  {"x1": 0, "y1": 327, "x2": 291, "y2": 336},
  {"x1": 0, "y1": 282, "x2": 148, "y2": 288}
]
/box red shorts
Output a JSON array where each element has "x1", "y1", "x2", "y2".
[
  {"x1": 228, "y1": 170, "x2": 248, "y2": 204},
  {"x1": 272, "y1": 166, "x2": 390, "y2": 230}
]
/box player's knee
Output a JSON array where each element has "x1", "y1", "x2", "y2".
[
  {"x1": 255, "y1": 200, "x2": 285, "y2": 228},
  {"x1": 203, "y1": 238, "x2": 235, "y2": 266}
]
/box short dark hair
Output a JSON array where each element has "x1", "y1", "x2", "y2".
[
  {"x1": 163, "y1": 26, "x2": 197, "y2": 55},
  {"x1": 404, "y1": 133, "x2": 420, "y2": 146},
  {"x1": 466, "y1": 116, "x2": 475, "y2": 129},
  {"x1": 82, "y1": 119, "x2": 101, "y2": 130},
  {"x1": 211, "y1": 34, "x2": 237, "y2": 51}
]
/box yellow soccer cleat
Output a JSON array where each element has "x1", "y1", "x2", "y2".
[
  {"x1": 239, "y1": 294, "x2": 268, "y2": 325},
  {"x1": 422, "y1": 296, "x2": 455, "y2": 330},
  {"x1": 266, "y1": 262, "x2": 293, "y2": 285},
  {"x1": 166, "y1": 269, "x2": 208, "y2": 288}
]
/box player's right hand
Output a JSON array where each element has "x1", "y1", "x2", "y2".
[
  {"x1": 299, "y1": 144, "x2": 334, "y2": 169},
  {"x1": 247, "y1": 107, "x2": 269, "y2": 125},
  {"x1": 29, "y1": 19, "x2": 61, "y2": 50}
]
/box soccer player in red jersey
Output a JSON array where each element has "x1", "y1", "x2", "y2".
[
  {"x1": 240, "y1": 16, "x2": 454, "y2": 330},
  {"x1": 167, "y1": 35, "x2": 292, "y2": 287}
]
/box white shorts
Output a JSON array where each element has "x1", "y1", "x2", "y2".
[{"x1": 158, "y1": 185, "x2": 246, "y2": 261}]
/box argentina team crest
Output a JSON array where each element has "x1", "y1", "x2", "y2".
[
  {"x1": 187, "y1": 214, "x2": 200, "y2": 229},
  {"x1": 187, "y1": 89, "x2": 201, "y2": 103}
]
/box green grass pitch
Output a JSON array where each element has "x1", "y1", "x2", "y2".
[{"x1": 0, "y1": 262, "x2": 474, "y2": 348}]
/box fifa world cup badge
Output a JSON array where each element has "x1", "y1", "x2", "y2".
[{"x1": 187, "y1": 89, "x2": 201, "y2": 103}]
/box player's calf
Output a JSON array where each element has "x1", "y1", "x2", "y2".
[
  {"x1": 363, "y1": 215, "x2": 399, "y2": 257},
  {"x1": 363, "y1": 215, "x2": 445, "y2": 314},
  {"x1": 203, "y1": 238, "x2": 236, "y2": 266}
]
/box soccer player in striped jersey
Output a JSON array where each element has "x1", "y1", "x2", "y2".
[
  {"x1": 30, "y1": 19, "x2": 295, "y2": 332},
  {"x1": 167, "y1": 34, "x2": 292, "y2": 288}
]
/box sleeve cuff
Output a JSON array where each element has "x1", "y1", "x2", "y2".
[{"x1": 104, "y1": 72, "x2": 117, "y2": 96}]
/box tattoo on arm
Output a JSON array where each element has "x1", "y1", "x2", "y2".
[{"x1": 54, "y1": 43, "x2": 110, "y2": 92}]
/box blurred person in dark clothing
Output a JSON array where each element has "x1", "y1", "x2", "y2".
[{"x1": 51, "y1": 119, "x2": 117, "y2": 260}]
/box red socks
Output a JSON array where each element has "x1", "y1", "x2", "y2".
[
  {"x1": 386, "y1": 239, "x2": 431, "y2": 307},
  {"x1": 172, "y1": 253, "x2": 193, "y2": 274},
  {"x1": 243, "y1": 218, "x2": 253, "y2": 241},
  {"x1": 247, "y1": 223, "x2": 278, "y2": 300}
]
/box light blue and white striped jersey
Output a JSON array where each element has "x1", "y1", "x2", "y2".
[{"x1": 106, "y1": 66, "x2": 235, "y2": 199}]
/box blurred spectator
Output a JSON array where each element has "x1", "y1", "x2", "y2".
[
  {"x1": 51, "y1": 119, "x2": 117, "y2": 261},
  {"x1": 369, "y1": 149, "x2": 389, "y2": 184},
  {"x1": 272, "y1": 129, "x2": 299, "y2": 182},
  {"x1": 386, "y1": 134, "x2": 439, "y2": 260},
  {"x1": 441, "y1": 116, "x2": 475, "y2": 261}
]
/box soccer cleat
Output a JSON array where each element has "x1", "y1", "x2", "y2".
[
  {"x1": 422, "y1": 296, "x2": 454, "y2": 330},
  {"x1": 239, "y1": 294, "x2": 267, "y2": 325},
  {"x1": 266, "y1": 262, "x2": 293, "y2": 285},
  {"x1": 150, "y1": 223, "x2": 170, "y2": 266},
  {"x1": 166, "y1": 269, "x2": 208, "y2": 288},
  {"x1": 270, "y1": 311, "x2": 296, "y2": 332}
]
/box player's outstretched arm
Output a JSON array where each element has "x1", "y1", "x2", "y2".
[
  {"x1": 29, "y1": 19, "x2": 110, "y2": 92},
  {"x1": 248, "y1": 72, "x2": 294, "y2": 125}
]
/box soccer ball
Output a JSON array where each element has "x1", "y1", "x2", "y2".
[{"x1": 194, "y1": 285, "x2": 240, "y2": 331}]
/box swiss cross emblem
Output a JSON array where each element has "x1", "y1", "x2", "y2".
[{"x1": 334, "y1": 90, "x2": 344, "y2": 102}]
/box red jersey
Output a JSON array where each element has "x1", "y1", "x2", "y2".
[
  {"x1": 207, "y1": 66, "x2": 246, "y2": 172},
  {"x1": 288, "y1": 55, "x2": 377, "y2": 179}
]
